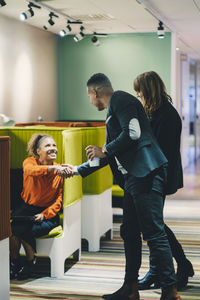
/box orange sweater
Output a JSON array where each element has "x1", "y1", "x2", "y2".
[{"x1": 21, "y1": 157, "x2": 63, "y2": 219}]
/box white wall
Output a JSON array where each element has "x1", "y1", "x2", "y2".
[
  {"x1": 0, "y1": 238, "x2": 10, "y2": 300},
  {"x1": 180, "y1": 54, "x2": 190, "y2": 168},
  {"x1": 0, "y1": 15, "x2": 58, "y2": 123}
]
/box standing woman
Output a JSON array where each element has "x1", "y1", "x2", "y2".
[
  {"x1": 133, "y1": 71, "x2": 194, "y2": 290},
  {"x1": 10, "y1": 133, "x2": 70, "y2": 280}
]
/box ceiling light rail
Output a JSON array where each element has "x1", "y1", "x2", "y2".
[{"x1": 21, "y1": 0, "x2": 107, "y2": 44}]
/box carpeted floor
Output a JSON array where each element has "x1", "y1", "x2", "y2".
[{"x1": 10, "y1": 208, "x2": 200, "y2": 300}]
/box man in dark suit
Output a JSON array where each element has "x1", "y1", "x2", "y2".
[{"x1": 73, "y1": 73, "x2": 181, "y2": 300}]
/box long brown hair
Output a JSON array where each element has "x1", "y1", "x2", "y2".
[{"x1": 133, "y1": 71, "x2": 172, "y2": 118}]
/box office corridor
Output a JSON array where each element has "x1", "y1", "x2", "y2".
[{"x1": 10, "y1": 160, "x2": 200, "y2": 300}]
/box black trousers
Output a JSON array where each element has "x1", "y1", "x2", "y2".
[
  {"x1": 11, "y1": 203, "x2": 60, "y2": 252},
  {"x1": 149, "y1": 196, "x2": 186, "y2": 275},
  {"x1": 120, "y1": 171, "x2": 177, "y2": 288}
]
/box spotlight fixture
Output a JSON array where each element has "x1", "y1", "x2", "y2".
[
  {"x1": 59, "y1": 24, "x2": 72, "y2": 37},
  {"x1": 74, "y1": 26, "x2": 85, "y2": 42},
  {"x1": 0, "y1": 0, "x2": 6, "y2": 7},
  {"x1": 157, "y1": 21, "x2": 165, "y2": 39},
  {"x1": 43, "y1": 12, "x2": 58, "y2": 30},
  {"x1": 20, "y1": 2, "x2": 41, "y2": 21},
  {"x1": 91, "y1": 35, "x2": 100, "y2": 46}
]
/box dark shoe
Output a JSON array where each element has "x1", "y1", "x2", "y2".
[
  {"x1": 138, "y1": 271, "x2": 160, "y2": 290},
  {"x1": 160, "y1": 286, "x2": 182, "y2": 300},
  {"x1": 10, "y1": 258, "x2": 21, "y2": 280},
  {"x1": 177, "y1": 259, "x2": 194, "y2": 290},
  {"x1": 17, "y1": 259, "x2": 35, "y2": 280},
  {"x1": 102, "y1": 281, "x2": 140, "y2": 300}
]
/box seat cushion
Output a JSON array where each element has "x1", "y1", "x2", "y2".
[
  {"x1": 112, "y1": 185, "x2": 124, "y2": 197},
  {"x1": 38, "y1": 225, "x2": 63, "y2": 239}
]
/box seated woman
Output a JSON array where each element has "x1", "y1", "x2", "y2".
[{"x1": 10, "y1": 133, "x2": 71, "y2": 280}]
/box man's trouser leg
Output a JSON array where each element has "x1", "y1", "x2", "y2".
[
  {"x1": 134, "y1": 189, "x2": 177, "y2": 288},
  {"x1": 120, "y1": 190, "x2": 142, "y2": 283}
]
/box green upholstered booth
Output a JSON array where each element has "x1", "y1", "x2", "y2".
[
  {"x1": 0, "y1": 126, "x2": 83, "y2": 212},
  {"x1": 112, "y1": 185, "x2": 124, "y2": 197},
  {"x1": 80, "y1": 127, "x2": 113, "y2": 194},
  {"x1": 0, "y1": 126, "x2": 83, "y2": 277},
  {"x1": 112, "y1": 184, "x2": 124, "y2": 209},
  {"x1": 62, "y1": 129, "x2": 82, "y2": 208}
]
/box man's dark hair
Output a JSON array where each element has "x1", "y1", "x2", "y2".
[{"x1": 87, "y1": 73, "x2": 112, "y2": 90}]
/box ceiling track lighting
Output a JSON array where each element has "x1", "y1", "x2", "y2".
[
  {"x1": 20, "y1": 2, "x2": 41, "y2": 21},
  {"x1": 93, "y1": 32, "x2": 108, "y2": 37},
  {"x1": 91, "y1": 35, "x2": 100, "y2": 46},
  {"x1": 74, "y1": 26, "x2": 85, "y2": 42},
  {"x1": 59, "y1": 24, "x2": 72, "y2": 37},
  {"x1": 67, "y1": 20, "x2": 83, "y2": 25},
  {"x1": 43, "y1": 11, "x2": 58, "y2": 30},
  {"x1": 157, "y1": 21, "x2": 165, "y2": 39},
  {"x1": 0, "y1": 0, "x2": 6, "y2": 7}
]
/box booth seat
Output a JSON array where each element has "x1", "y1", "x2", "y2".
[
  {"x1": 13, "y1": 125, "x2": 114, "y2": 252},
  {"x1": 112, "y1": 184, "x2": 124, "y2": 209},
  {"x1": 0, "y1": 127, "x2": 82, "y2": 278},
  {"x1": 80, "y1": 127, "x2": 113, "y2": 251},
  {"x1": 112, "y1": 185, "x2": 124, "y2": 197}
]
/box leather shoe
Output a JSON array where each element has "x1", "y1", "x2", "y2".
[
  {"x1": 17, "y1": 259, "x2": 35, "y2": 280},
  {"x1": 10, "y1": 258, "x2": 21, "y2": 280},
  {"x1": 138, "y1": 271, "x2": 160, "y2": 290},
  {"x1": 177, "y1": 259, "x2": 194, "y2": 290},
  {"x1": 102, "y1": 281, "x2": 140, "y2": 300},
  {"x1": 160, "y1": 285, "x2": 182, "y2": 300}
]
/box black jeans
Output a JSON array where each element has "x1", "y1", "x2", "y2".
[
  {"x1": 120, "y1": 171, "x2": 177, "y2": 288},
  {"x1": 11, "y1": 203, "x2": 60, "y2": 252},
  {"x1": 149, "y1": 198, "x2": 186, "y2": 275}
]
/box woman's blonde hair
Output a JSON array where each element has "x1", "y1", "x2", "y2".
[
  {"x1": 134, "y1": 71, "x2": 172, "y2": 118},
  {"x1": 27, "y1": 133, "x2": 52, "y2": 157}
]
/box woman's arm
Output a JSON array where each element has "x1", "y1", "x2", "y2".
[
  {"x1": 40, "y1": 181, "x2": 63, "y2": 220},
  {"x1": 23, "y1": 157, "x2": 72, "y2": 177}
]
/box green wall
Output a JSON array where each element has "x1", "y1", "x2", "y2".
[{"x1": 58, "y1": 32, "x2": 171, "y2": 121}]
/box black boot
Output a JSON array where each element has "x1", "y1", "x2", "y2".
[
  {"x1": 17, "y1": 258, "x2": 36, "y2": 280},
  {"x1": 160, "y1": 285, "x2": 182, "y2": 300},
  {"x1": 102, "y1": 281, "x2": 140, "y2": 300},
  {"x1": 138, "y1": 271, "x2": 160, "y2": 290},
  {"x1": 10, "y1": 258, "x2": 21, "y2": 280},
  {"x1": 177, "y1": 259, "x2": 194, "y2": 290}
]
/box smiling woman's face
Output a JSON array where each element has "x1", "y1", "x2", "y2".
[{"x1": 36, "y1": 137, "x2": 58, "y2": 163}]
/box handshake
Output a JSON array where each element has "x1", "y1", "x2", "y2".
[
  {"x1": 54, "y1": 145, "x2": 107, "y2": 178},
  {"x1": 55, "y1": 164, "x2": 75, "y2": 178}
]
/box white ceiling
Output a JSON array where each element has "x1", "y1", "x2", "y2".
[{"x1": 1, "y1": 0, "x2": 200, "y2": 59}]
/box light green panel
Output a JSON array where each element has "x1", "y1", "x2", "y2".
[
  {"x1": 80, "y1": 127, "x2": 113, "y2": 194},
  {"x1": 0, "y1": 127, "x2": 64, "y2": 168},
  {"x1": 58, "y1": 32, "x2": 171, "y2": 121}
]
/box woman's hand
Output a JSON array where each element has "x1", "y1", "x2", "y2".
[
  {"x1": 54, "y1": 165, "x2": 74, "y2": 178},
  {"x1": 61, "y1": 163, "x2": 75, "y2": 174},
  {"x1": 34, "y1": 213, "x2": 45, "y2": 223},
  {"x1": 86, "y1": 145, "x2": 106, "y2": 160}
]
